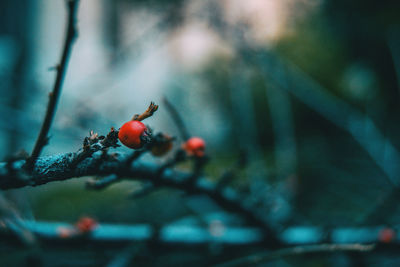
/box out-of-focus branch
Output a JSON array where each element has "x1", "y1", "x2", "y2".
[
  {"x1": 214, "y1": 243, "x2": 375, "y2": 267},
  {"x1": 162, "y1": 97, "x2": 190, "y2": 141},
  {"x1": 0, "y1": 193, "x2": 36, "y2": 246},
  {"x1": 8, "y1": 220, "x2": 264, "y2": 246},
  {"x1": 3, "y1": 220, "x2": 393, "y2": 248},
  {"x1": 25, "y1": 0, "x2": 80, "y2": 170},
  {"x1": 265, "y1": 83, "x2": 297, "y2": 179}
]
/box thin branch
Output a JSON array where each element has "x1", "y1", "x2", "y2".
[
  {"x1": 162, "y1": 97, "x2": 190, "y2": 140},
  {"x1": 25, "y1": 0, "x2": 80, "y2": 170},
  {"x1": 214, "y1": 243, "x2": 375, "y2": 267}
]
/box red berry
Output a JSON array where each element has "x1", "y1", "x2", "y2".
[
  {"x1": 118, "y1": 121, "x2": 148, "y2": 149},
  {"x1": 379, "y1": 228, "x2": 396, "y2": 243},
  {"x1": 75, "y1": 216, "x2": 98, "y2": 233},
  {"x1": 57, "y1": 227, "x2": 74, "y2": 238},
  {"x1": 183, "y1": 137, "x2": 206, "y2": 157}
]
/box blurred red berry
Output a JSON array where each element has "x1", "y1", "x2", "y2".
[
  {"x1": 379, "y1": 228, "x2": 396, "y2": 243},
  {"x1": 75, "y1": 217, "x2": 98, "y2": 233},
  {"x1": 118, "y1": 120, "x2": 148, "y2": 149},
  {"x1": 57, "y1": 227, "x2": 74, "y2": 238},
  {"x1": 183, "y1": 137, "x2": 205, "y2": 157}
]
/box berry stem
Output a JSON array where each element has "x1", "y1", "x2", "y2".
[{"x1": 132, "y1": 102, "x2": 159, "y2": 121}]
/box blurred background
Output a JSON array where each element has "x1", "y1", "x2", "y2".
[{"x1": 1, "y1": 0, "x2": 400, "y2": 266}]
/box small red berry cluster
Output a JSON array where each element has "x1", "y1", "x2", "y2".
[
  {"x1": 117, "y1": 102, "x2": 206, "y2": 158},
  {"x1": 182, "y1": 137, "x2": 206, "y2": 157},
  {"x1": 57, "y1": 216, "x2": 98, "y2": 238}
]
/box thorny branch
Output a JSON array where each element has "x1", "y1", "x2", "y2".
[{"x1": 25, "y1": 0, "x2": 80, "y2": 170}]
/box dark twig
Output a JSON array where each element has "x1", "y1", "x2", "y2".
[
  {"x1": 70, "y1": 128, "x2": 120, "y2": 169},
  {"x1": 214, "y1": 243, "x2": 375, "y2": 267},
  {"x1": 25, "y1": 0, "x2": 80, "y2": 170},
  {"x1": 186, "y1": 155, "x2": 209, "y2": 185},
  {"x1": 162, "y1": 97, "x2": 190, "y2": 140},
  {"x1": 87, "y1": 145, "x2": 149, "y2": 191}
]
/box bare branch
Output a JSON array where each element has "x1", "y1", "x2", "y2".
[{"x1": 25, "y1": 0, "x2": 80, "y2": 170}]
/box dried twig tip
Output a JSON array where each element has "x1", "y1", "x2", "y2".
[{"x1": 132, "y1": 102, "x2": 159, "y2": 121}]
